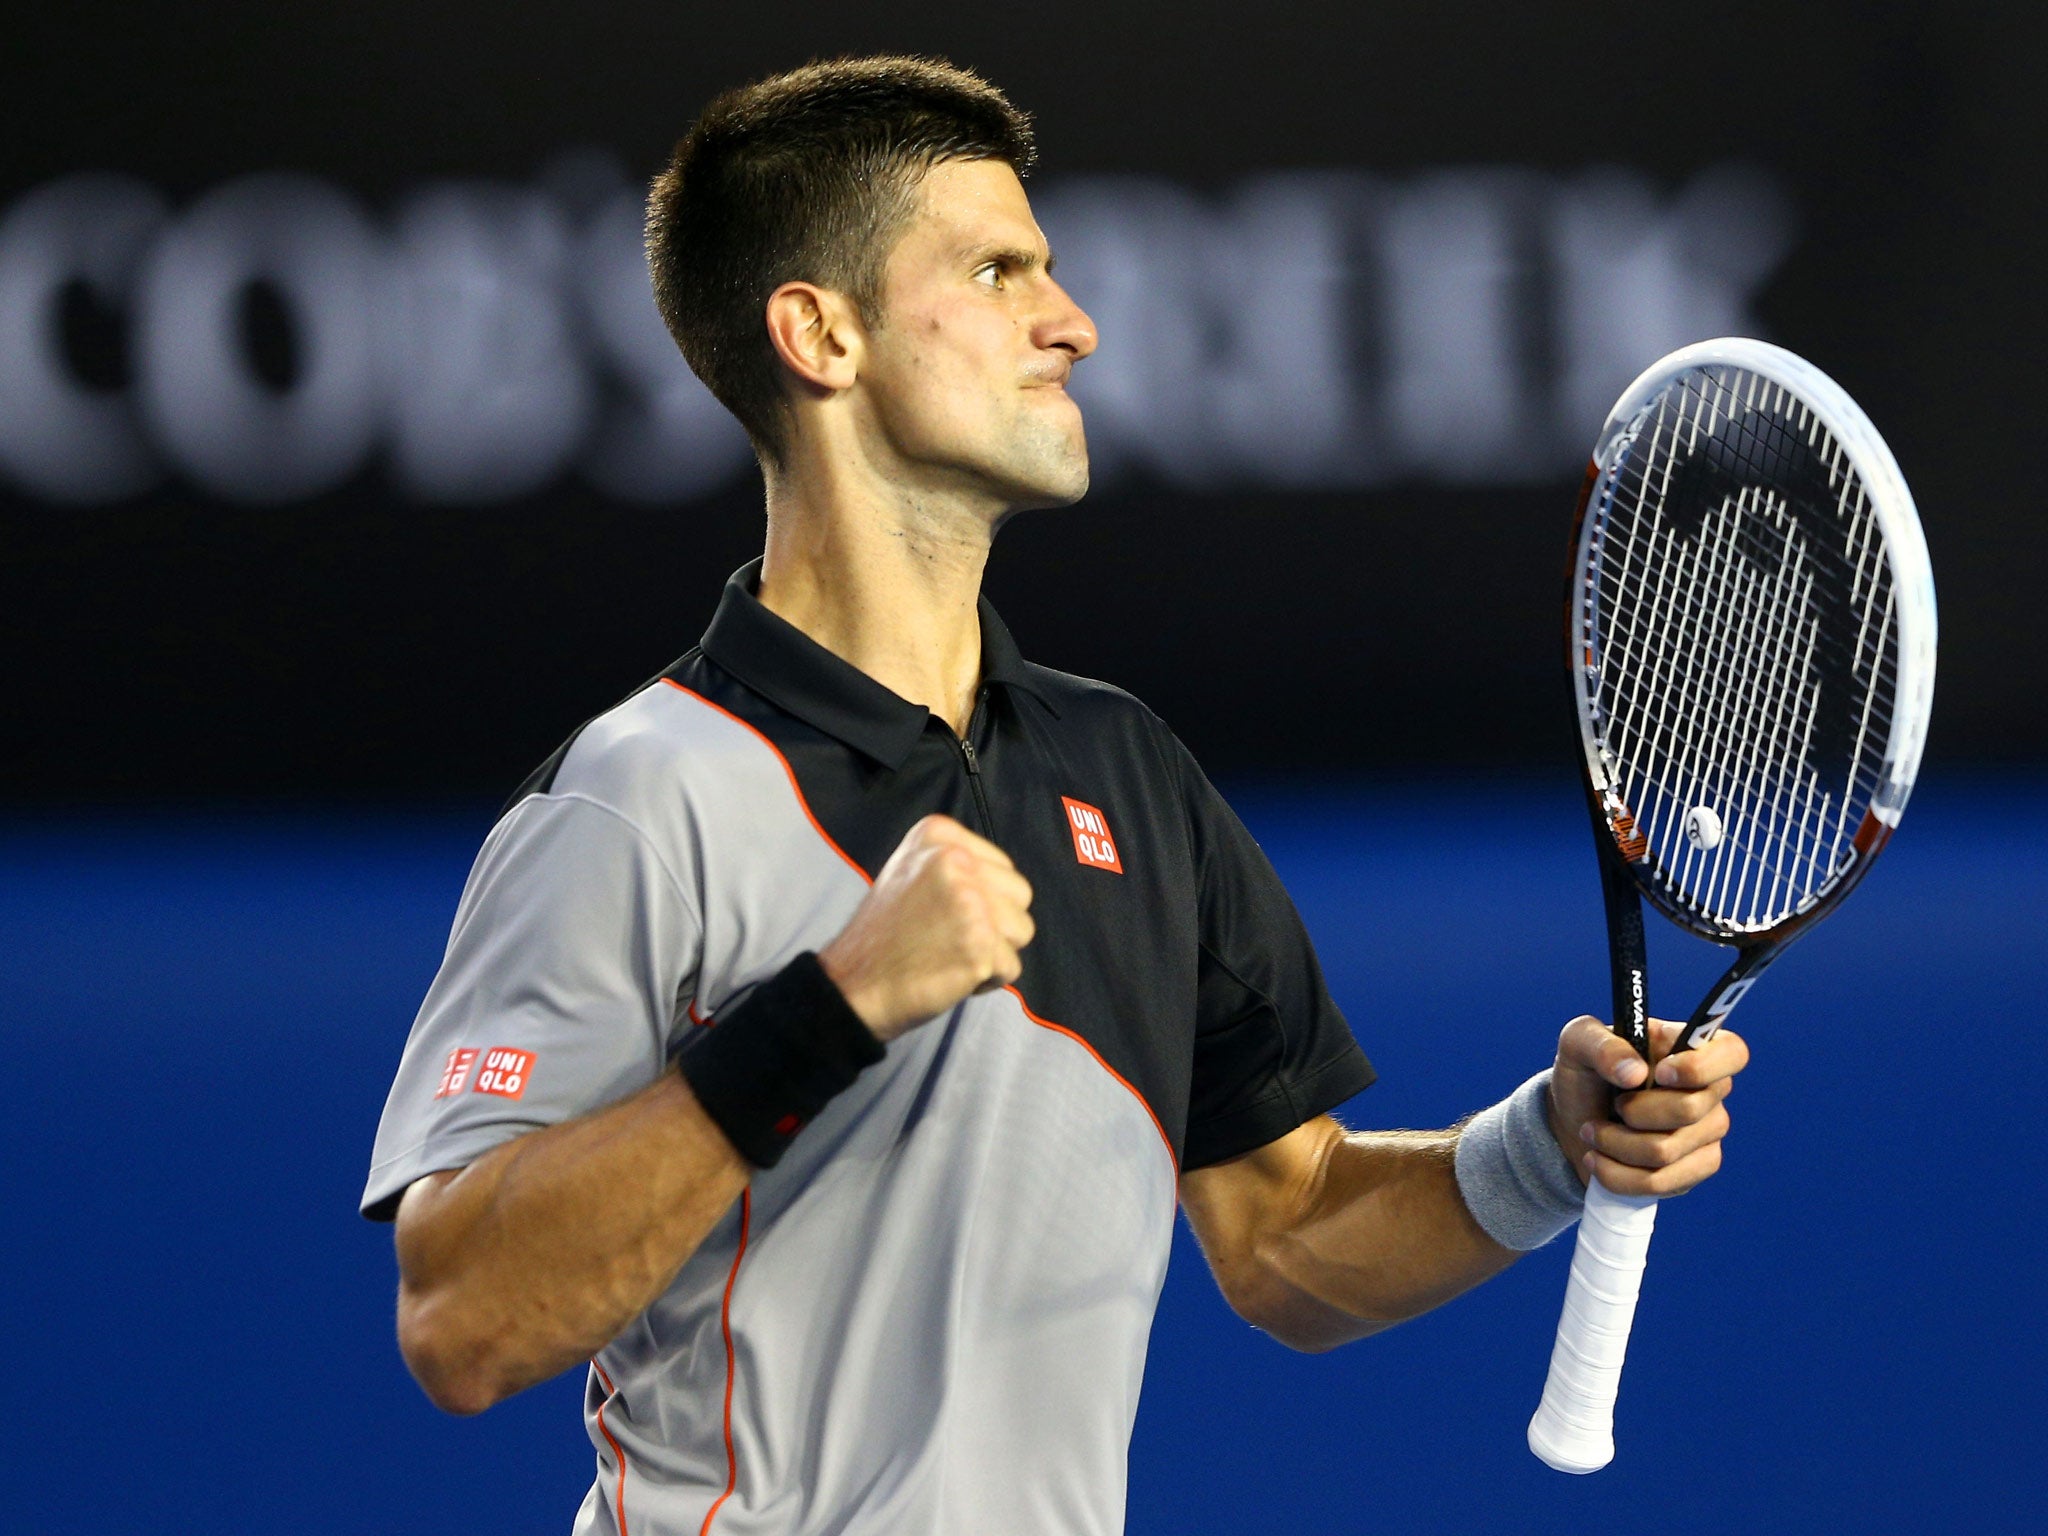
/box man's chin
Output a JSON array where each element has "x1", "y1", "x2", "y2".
[
  {"x1": 996, "y1": 459, "x2": 1090, "y2": 519},
  {"x1": 999, "y1": 424, "x2": 1092, "y2": 512}
]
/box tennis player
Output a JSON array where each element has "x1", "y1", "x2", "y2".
[{"x1": 362, "y1": 56, "x2": 1749, "y2": 1535}]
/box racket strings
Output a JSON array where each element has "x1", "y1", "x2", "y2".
[
  {"x1": 1603, "y1": 488, "x2": 1827, "y2": 917},
  {"x1": 1599, "y1": 381, "x2": 1892, "y2": 923},
  {"x1": 1583, "y1": 367, "x2": 1898, "y2": 933},
  {"x1": 1602, "y1": 515, "x2": 1859, "y2": 926}
]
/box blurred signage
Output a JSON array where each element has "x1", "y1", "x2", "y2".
[{"x1": 0, "y1": 158, "x2": 1789, "y2": 506}]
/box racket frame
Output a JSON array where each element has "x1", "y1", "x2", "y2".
[{"x1": 1567, "y1": 337, "x2": 1936, "y2": 1049}]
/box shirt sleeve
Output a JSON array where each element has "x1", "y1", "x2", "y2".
[
  {"x1": 1172, "y1": 738, "x2": 1375, "y2": 1170},
  {"x1": 359, "y1": 790, "x2": 702, "y2": 1220}
]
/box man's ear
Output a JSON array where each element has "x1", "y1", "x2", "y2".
[{"x1": 764, "y1": 281, "x2": 864, "y2": 396}]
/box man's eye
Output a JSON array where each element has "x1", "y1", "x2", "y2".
[{"x1": 973, "y1": 263, "x2": 1004, "y2": 289}]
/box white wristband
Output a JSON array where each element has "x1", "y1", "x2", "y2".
[{"x1": 1454, "y1": 1069, "x2": 1586, "y2": 1251}]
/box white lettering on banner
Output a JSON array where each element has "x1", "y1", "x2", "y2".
[
  {"x1": 0, "y1": 160, "x2": 1792, "y2": 506},
  {"x1": 1548, "y1": 165, "x2": 1794, "y2": 440},
  {"x1": 384, "y1": 183, "x2": 595, "y2": 502},
  {"x1": 135, "y1": 173, "x2": 384, "y2": 503},
  {"x1": 1379, "y1": 170, "x2": 1540, "y2": 480},
  {"x1": 0, "y1": 174, "x2": 169, "y2": 502}
]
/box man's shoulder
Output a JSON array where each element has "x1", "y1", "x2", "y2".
[
  {"x1": 1018, "y1": 658, "x2": 1160, "y2": 723},
  {"x1": 1016, "y1": 659, "x2": 1190, "y2": 771},
  {"x1": 500, "y1": 649, "x2": 777, "y2": 824}
]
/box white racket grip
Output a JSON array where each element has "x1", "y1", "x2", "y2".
[{"x1": 1526, "y1": 1178, "x2": 1659, "y2": 1473}]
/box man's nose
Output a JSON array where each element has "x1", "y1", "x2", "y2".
[{"x1": 1039, "y1": 278, "x2": 1098, "y2": 361}]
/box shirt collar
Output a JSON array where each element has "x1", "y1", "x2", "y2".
[{"x1": 700, "y1": 560, "x2": 1056, "y2": 770}]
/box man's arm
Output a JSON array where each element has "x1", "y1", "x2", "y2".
[
  {"x1": 393, "y1": 813, "x2": 1034, "y2": 1415},
  {"x1": 1179, "y1": 1016, "x2": 1748, "y2": 1352},
  {"x1": 394, "y1": 1073, "x2": 747, "y2": 1415}
]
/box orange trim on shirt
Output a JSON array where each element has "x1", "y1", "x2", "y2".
[
  {"x1": 1003, "y1": 985, "x2": 1180, "y2": 1176},
  {"x1": 590, "y1": 1360, "x2": 630, "y2": 1536},
  {"x1": 660, "y1": 679, "x2": 874, "y2": 887},
  {"x1": 699, "y1": 1190, "x2": 752, "y2": 1536}
]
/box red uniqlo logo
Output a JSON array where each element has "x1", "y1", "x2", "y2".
[
  {"x1": 472, "y1": 1047, "x2": 536, "y2": 1100},
  {"x1": 1062, "y1": 796, "x2": 1124, "y2": 874},
  {"x1": 435, "y1": 1047, "x2": 478, "y2": 1098}
]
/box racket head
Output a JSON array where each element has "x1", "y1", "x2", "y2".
[{"x1": 1569, "y1": 338, "x2": 1936, "y2": 946}]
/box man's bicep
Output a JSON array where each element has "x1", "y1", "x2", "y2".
[
  {"x1": 396, "y1": 1168, "x2": 458, "y2": 1219},
  {"x1": 393, "y1": 1168, "x2": 462, "y2": 1270},
  {"x1": 1181, "y1": 1115, "x2": 1338, "y2": 1258},
  {"x1": 1180, "y1": 1115, "x2": 1354, "y2": 1340}
]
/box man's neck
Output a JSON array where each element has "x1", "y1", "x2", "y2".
[{"x1": 757, "y1": 456, "x2": 996, "y2": 737}]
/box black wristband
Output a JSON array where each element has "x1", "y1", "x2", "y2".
[{"x1": 676, "y1": 951, "x2": 885, "y2": 1168}]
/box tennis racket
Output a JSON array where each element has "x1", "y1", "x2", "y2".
[{"x1": 1525, "y1": 337, "x2": 1937, "y2": 1474}]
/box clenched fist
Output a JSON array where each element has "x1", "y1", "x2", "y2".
[{"x1": 818, "y1": 815, "x2": 1036, "y2": 1042}]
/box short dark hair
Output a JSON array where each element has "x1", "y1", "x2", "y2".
[{"x1": 646, "y1": 56, "x2": 1037, "y2": 465}]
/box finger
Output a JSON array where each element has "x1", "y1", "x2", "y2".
[
  {"x1": 908, "y1": 813, "x2": 1015, "y2": 868},
  {"x1": 906, "y1": 812, "x2": 970, "y2": 847},
  {"x1": 986, "y1": 938, "x2": 1023, "y2": 988},
  {"x1": 978, "y1": 864, "x2": 1035, "y2": 913},
  {"x1": 928, "y1": 816, "x2": 1017, "y2": 871},
  {"x1": 1557, "y1": 1015, "x2": 1649, "y2": 1090},
  {"x1": 1587, "y1": 1138, "x2": 1723, "y2": 1199},
  {"x1": 931, "y1": 842, "x2": 984, "y2": 888},
  {"x1": 967, "y1": 932, "x2": 1024, "y2": 994},
  {"x1": 1648, "y1": 1018, "x2": 1682, "y2": 1059},
  {"x1": 1615, "y1": 1081, "x2": 1730, "y2": 1131},
  {"x1": 1583, "y1": 1102, "x2": 1729, "y2": 1168},
  {"x1": 882, "y1": 828, "x2": 970, "y2": 891},
  {"x1": 1653, "y1": 1027, "x2": 1751, "y2": 1089},
  {"x1": 992, "y1": 903, "x2": 1036, "y2": 951}
]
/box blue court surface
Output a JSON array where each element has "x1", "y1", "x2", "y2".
[{"x1": 3, "y1": 777, "x2": 2040, "y2": 1533}]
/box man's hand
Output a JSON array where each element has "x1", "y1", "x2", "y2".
[
  {"x1": 1547, "y1": 1016, "x2": 1749, "y2": 1197},
  {"x1": 819, "y1": 814, "x2": 1036, "y2": 1042}
]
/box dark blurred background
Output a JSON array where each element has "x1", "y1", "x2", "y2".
[
  {"x1": 4, "y1": 3, "x2": 2043, "y2": 1533},
  {"x1": 5, "y1": 0, "x2": 2042, "y2": 797}
]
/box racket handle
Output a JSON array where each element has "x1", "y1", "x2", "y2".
[{"x1": 1526, "y1": 1178, "x2": 1659, "y2": 1473}]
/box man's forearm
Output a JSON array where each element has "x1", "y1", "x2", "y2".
[
  {"x1": 1231, "y1": 1126, "x2": 1519, "y2": 1353},
  {"x1": 394, "y1": 1067, "x2": 749, "y2": 1414}
]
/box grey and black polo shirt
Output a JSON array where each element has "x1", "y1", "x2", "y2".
[{"x1": 362, "y1": 561, "x2": 1375, "y2": 1536}]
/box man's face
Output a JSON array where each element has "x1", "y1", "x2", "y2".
[{"x1": 855, "y1": 158, "x2": 1098, "y2": 514}]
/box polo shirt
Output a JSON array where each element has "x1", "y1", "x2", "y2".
[{"x1": 362, "y1": 560, "x2": 1375, "y2": 1536}]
